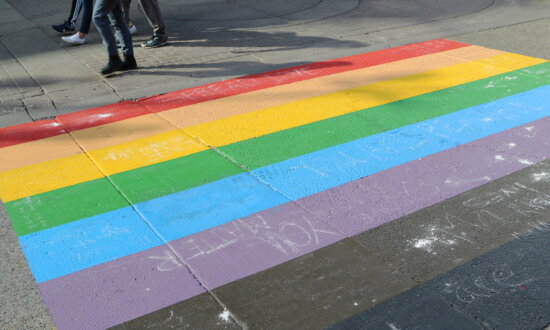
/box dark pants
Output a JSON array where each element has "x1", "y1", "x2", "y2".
[
  {"x1": 93, "y1": 0, "x2": 133, "y2": 57},
  {"x1": 67, "y1": 0, "x2": 94, "y2": 34},
  {"x1": 67, "y1": 0, "x2": 78, "y2": 24},
  {"x1": 122, "y1": 0, "x2": 166, "y2": 39}
]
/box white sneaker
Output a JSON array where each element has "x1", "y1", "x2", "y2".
[
  {"x1": 129, "y1": 25, "x2": 137, "y2": 35},
  {"x1": 62, "y1": 33, "x2": 85, "y2": 45}
]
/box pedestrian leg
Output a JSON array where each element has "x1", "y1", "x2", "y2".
[
  {"x1": 138, "y1": 0, "x2": 167, "y2": 48},
  {"x1": 93, "y1": 0, "x2": 137, "y2": 74}
]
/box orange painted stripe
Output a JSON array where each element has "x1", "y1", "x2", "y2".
[
  {"x1": 140, "y1": 39, "x2": 469, "y2": 112},
  {"x1": 159, "y1": 46, "x2": 504, "y2": 129},
  {"x1": 0, "y1": 134, "x2": 83, "y2": 173}
]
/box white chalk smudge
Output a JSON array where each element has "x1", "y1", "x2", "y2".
[
  {"x1": 495, "y1": 154, "x2": 505, "y2": 161},
  {"x1": 149, "y1": 250, "x2": 183, "y2": 272},
  {"x1": 414, "y1": 239, "x2": 434, "y2": 249},
  {"x1": 515, "y1": 158, "x2": 534, "y2": 165},
  {"x1": 219, "y1": 310, "x2": 231, "y2": 322},
  {"x1": 387, "y1": 323, "x2": 401, "y2": 330},
  {"x1": 410, "y1": 226, "x2": 458, "y2": 253},
  {"x1": 525, "y1": 126, "x2": 535, "y2": 131},
  {"x1": 533, "y1": 172, "x2": 550, "y2": 182},
  {"x1": 442, "y1": 282, "x2": 455, "y2": 294},
  {"x1": 508, "y1": 143, "x2": 516, "y2": 148},
  {"x1": 444, "y1": 176, "x2": 490, "y2": 186}
]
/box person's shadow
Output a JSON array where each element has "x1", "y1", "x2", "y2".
[{"x1": 124, "y1": 28, "x2": 365, "y2": 78}]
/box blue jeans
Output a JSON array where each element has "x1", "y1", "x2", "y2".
[
  {"x1": 93, "y1": 0, "x2": 133, "y2": 57},
  {"x1": 78, "y1": 0, "x2": 94, "y2": 34}
]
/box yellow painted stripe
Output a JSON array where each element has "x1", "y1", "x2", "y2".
[
  {"x1": 187, "y1": 53, "x2": 545, "y2": 147},
  {"x1": 88, "y1": 130, "x2": 207, "y2": 175},
  {"x1": 0, "y1": 46, "x2": 501, "y2": 172},
  {"x1": 0, "y1": 51, "x2": 541, "y2": 201},
  {"x1": 0, "y1": 154, "x2": 103, "y2": 202}
]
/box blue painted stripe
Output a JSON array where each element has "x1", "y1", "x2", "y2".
[
  {"x1": 20, "y1": 207, "x2": 164, "y2": 282},
  {"x1": 22, "y1": 84, "x2": 550, "y2": 283},
  {"x1": 135, "y1": 172, "x2": 289, "y2": 242}
]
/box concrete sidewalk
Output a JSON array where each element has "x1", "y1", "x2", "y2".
[
  {"x1": 1, "y1": 0, "x2": 549, "y2": 127},
  {"x1": 0, "y1": 1, "x2": 549, "y2": 329}
]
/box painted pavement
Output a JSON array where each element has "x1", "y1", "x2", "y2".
[{"x1": 0, "y1": 39, "x2": 549, "y2": 329}]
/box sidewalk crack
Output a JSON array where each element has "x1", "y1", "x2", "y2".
[
  {"x1": 0, "y1": 40, "x2": 45, "y2": 101},
  {"x1": 53, "y1": 114, "x2": 246, "y2": 329}
]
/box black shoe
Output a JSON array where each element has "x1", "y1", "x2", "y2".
[
  {"x1": 120, "y1": 55, "x2": 137, "y2": 71},
  {"x1": 100, "y1": 55, "x2": 123, "y2": 75},
  {"x1": 52, "y1": 21, "x2": 76, "y2": 34},
  {"x1": 141, "y1": 36, "x2": 167, "y2": 48}
]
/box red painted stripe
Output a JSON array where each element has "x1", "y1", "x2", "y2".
[
  {"x1": 56, "y1": 101, "x2": 150, "y2": 132},
  {"x1": 0, "y1": 39, "x2": 469, "y2": 149},
  {"x1": 0, "y1": 120, "x2": 66, "y2": 148},
  {"x1": 0, "y1": 102, "x2": 150, "y2": 148}
]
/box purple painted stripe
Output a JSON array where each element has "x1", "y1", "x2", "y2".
[
  {"x1": 38, "y1": 244, "x2": 206, "y2": 330},
  {"x1": 38, "y1": 116, "x2": 550, "y2": 329}
]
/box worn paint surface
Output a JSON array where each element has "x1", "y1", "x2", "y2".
[{"x1": 0, "y1": 39, "x2": 549, "y2": 329}]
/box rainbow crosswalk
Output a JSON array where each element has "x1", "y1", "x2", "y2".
[{"x1": 0, "y1": 39, "x2": 549, "y2": 329}]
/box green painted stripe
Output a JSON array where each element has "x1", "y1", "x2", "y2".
[
  {"x1": 6, "y1": 62, "x2": 550, "y2": 236},
  {"x1": 112, "y1": 150, "x2": 243, "y2": 203},
  {"x1": 7, "y1": 151, "x2": 243, "y2": 236},
  {"x1": 7, "y1": 179, "x2": 127, "y2": 236}
]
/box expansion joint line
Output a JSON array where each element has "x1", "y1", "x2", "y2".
[
  {"x1": 130, "y1": 114, "x2": 256, "y2": 328},
  {"x1": 170, "y1": 119, "x2": 351, "y2": 249},
  {"x1": 299, "y1": 0, "x2": 361, "y2": 26},
  {"x1": 342, "y1": 0, "x2": 495, "y2": 41},
  {"x1": 53, "y1": 116, "x2": 247, "y2": 329},
  {"x1": 235, "y1": 0, "x2": 323, "y2": 20},
  {"x1": 149, "y1": 112, "x2": 351, "y2": 329}
]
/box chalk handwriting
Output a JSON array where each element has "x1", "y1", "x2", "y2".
[
  {"x1": 451, "y1": 264, "x2": 539, "y2": 303},
  {"x1": 149, "y1": 215, "x2": 341, "y2": 272},
  {"x1": 411, "y1": 179, "x2": 550, "y2": 253},
  {"x1": 144, "y1": 310, "x2": 184, "y2": 329},
  {"x1": 159, "y1": 66, "x2": 319, "y2": 104},
  {"x1": 175, "y1": 215, "x2": 341, "y2": 261},
  {"x1": 149, "y1": 250, "x2": 183, "y2": 272},
  {"x1": 289, "y1": 165, "x2": 328, "y2": 177},
  {"x1": 402, "y1": 181, "x2": 440, "y2": 201},
  {"x1": 102, "y1": 137, "x2": 201, "y2": 162}
]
